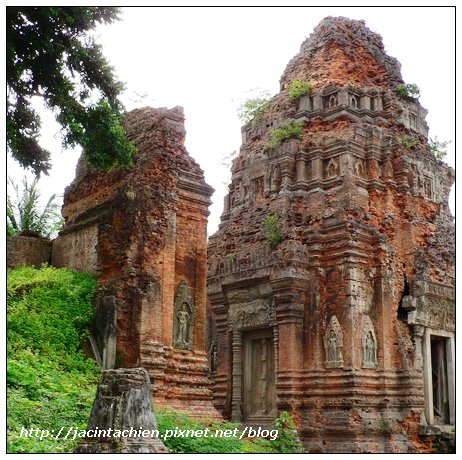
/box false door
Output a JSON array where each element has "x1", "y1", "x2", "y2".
[{"x1": 243, "y1": 329, "x2": 276, "y2": 424}]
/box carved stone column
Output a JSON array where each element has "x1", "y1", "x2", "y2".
[
  {"x1": 273, "y1": 325, "x2": 279, "y2": 376},
  {"x1": 231, "y1": 330, "x2": 243, "y2": 421},
  {"x1": 296, "y1": 157, "x2": 307, "y2": 182},
  {"x1": 412, "y1": 324, "x2": 425, "y2": 371}
]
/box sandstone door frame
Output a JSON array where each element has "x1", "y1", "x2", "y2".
[
  {"x1": 421, "y1": 327, "x2": 455, "y2": 426},
  {"x1": 242, "y1": 328, "x2": 277, "y2": 424},
  {"x1": 231, "y1": 325, "x2": 279, "y2": 423}
]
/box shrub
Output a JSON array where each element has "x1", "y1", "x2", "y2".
[
  {"x1": 263, "y1": 121, "x2": 304, "y2": 151},
  {"x1": 237, "y1": 90, "x2": 271, "y2": 125},
  {"x1": 394, "y1": 135, "x2": 418, "y2": 150},
  {"x1": 396, "y1": 83, "x2": 420, "y2": 99},
  {"x1": 272, "y1": 412, "x2": 304, "y2": 453},
  {"x1": 156, "y1": 407, "x2": 274, "y2": 453},
  {"x1": 7, "y1": 266, "x2": 99, "y2": 453},
  {"x1": 285, "y1": 80, "x2": 313, "y2": 100},
  {"x1": 429, "y1": 136, "x2": 451, "y2": 160},
  {"x1": 262, "y1": 214, "x2": 282, "y2": 246}
]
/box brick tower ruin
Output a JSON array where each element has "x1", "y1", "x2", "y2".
[
  {"x1": 207, "y1": 17, "x2": 454, "y2": 452},
  {"x1": 53, "y1": 107, "x2": 220, "y2": 418}
]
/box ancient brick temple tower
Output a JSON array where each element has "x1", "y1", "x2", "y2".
[
  {"x1": 53, "y1": 107, "x2": 220, "y2": 418},
  {"x1": 207, "y1": 17, "x2": 454, "y2": 452}
]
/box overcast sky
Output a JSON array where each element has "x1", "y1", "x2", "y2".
[{"x1": 6, "y1": 5, "x2": 455, "y2": 235}]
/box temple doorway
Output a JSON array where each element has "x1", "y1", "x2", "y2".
[
  {"x1": 431, "y1": 337, "x2": 450, "y2": 424},
  {"x1": 242, "y1": 328, "x2": 276, "y2": 425}
]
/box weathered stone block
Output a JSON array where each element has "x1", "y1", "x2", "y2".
[{"x1": 75, "y1": 368, "x2": 167, "y2": 453}]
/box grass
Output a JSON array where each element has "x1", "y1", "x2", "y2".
[
  {"x1": 156, "y1": 407, "x2": 276, "y2": 453},
  {"x1": 7, "y1": 265, "x2": 100, "y2": 453}
]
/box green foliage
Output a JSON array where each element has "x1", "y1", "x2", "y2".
[
  {"x1": 237, "y1": 90, "x2": 271, "y2": 125},
  {"x1": 7, "y1": 266, "x2": 100, "y2": 453},
  {"x1": 7, "y1": 7, "x2": 135, "y2": 175},
  {"x1": 7, "y1": 175, "x2": 63, "y2": 238},
  {"x1": 285, "y1": 80, "x2": 313, "y2": 100},
  {"x1": 262, "y1": 214, "x2": 282, "y2": 246},
  {"x1": 394, "y1": 135, "x2": 418, "y2": 150},
  {"x1": 433, "y1": 433, "x2": 455, "y2": 453},
  {"x1": 396, "y1": 83, "x2": 421, "y2": 99},
  {"x1": 263, "y1": 120, "x2": 304, "y2": 151},
  {"x1": 156, "y1": 407, "x2": 274, "y2": 453},
  {"x1": 272, "y1": 412, "x2": 304, "y2": 453},
  {"x1": 429, "y1": 136, "x2": 451, "y2": 160},
  {"x1": 377, "y1": 419, "x2": 391, "y2": 435}
]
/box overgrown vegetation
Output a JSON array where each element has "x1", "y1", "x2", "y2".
[
  {"x1": 7, "y1": 175, "x2": 63, "y2": 238},
  {"x1": 156, "y1": 408, "x2": 303, "y2": 453},
  {"x1": 394, "y1": 135, "x2": 418, "y2": 150},
  {"x1": 156, "y1": 407, "x2": 274, "y2": 453},
  {"x1": 273, "y1": 412, "x2": 304, "y2": 453},
  {"x1": 395, "y1": 83, "x2": 420, "y2": 100},
  {"x1": 429, "y1": 136, "x2": 451, "y2": 160},
  {"x1": 262, "y1": 214, "x2": 282, "y2": 246},
  {"x1": 377, "y1": 419, "x2": 391, "y2": 435},
  {"x1": 263, "y1": 120, "x2": 304, "y2": 151},
  {"x1": 237, "y1": 90, "x2": 271, "y2": 125},
  {"x1": 7, "y1": 266, "x2": 99, "y2": 453},
  {"x1": 285, "y1": 80, "x2": 313, "y2": 100}
]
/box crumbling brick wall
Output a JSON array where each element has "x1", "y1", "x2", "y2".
[
  {"x1": 53, "y1": 106, "x2": 219, "y2": 418},
  {"x1": 7, "y1": 235, "x2": 52, "y2": 268},
  {"x1": 207, "y1": 17, "x2": 454, "y2": 452}
]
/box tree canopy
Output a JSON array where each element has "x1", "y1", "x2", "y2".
[{"x1": 7, "y1": 7, "x2": 136, "y2": 175}]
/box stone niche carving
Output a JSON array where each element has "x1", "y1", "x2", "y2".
[
  {"x1": 173, "y1": 281, "x2": 194, "y2": 350},
  {"x1": 228, "y1": 298, "x2": 276, "y2": 330},
  {"x1": 382, "y1": 160, "x2": 394, "y2": 179},
  {"x1": 361, "y1": 315, "x2": 378, "y2": 368},
  {"x1": 323, "y1": 315, "x2": 344, "y2": 368},
  {"x1": 350, "y1": 95, "x2": 359, "y2": 109},
  {"x1": 354, "y1": 160, "x2": 365, "y2": 178},
  {"x1": 326, "y1": 94, "x2": 338, "y2": 109},
  {"x1": 326, "y1": 158, "x2": 339, "y2": 179},
  {"x1": 270, "y1": 163, "x2": 282, "y2": 194}
]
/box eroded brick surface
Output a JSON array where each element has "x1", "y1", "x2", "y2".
[
  {"x1": 207, "y1": 17, "x2": 454, "y2": 452},
  {"x1": 53, "y1": 107, "x2": 219, "y2": 418}
]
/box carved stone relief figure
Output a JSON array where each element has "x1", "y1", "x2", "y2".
[
  {"x1": 228, "y1": 298, "x2": 276, "y2": 330},
  {"x1": 210, "y1": 342, "x2": 218, "y2": 372},
  {"x1": 173, "y1": 281, "x2": 194, "y2": 350},
  {"x1": 324, "y1": 315, "x2": 344, "y2": 368},
  {"x1": 326, "y1": 159, "x2": 339, "y2": 179},
  {"x1": 327, "y1": 331, "x2": 339, "y2": 361},
  {"x1": 361, "y1": 315, "x2": 377, "y2": 368}
]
